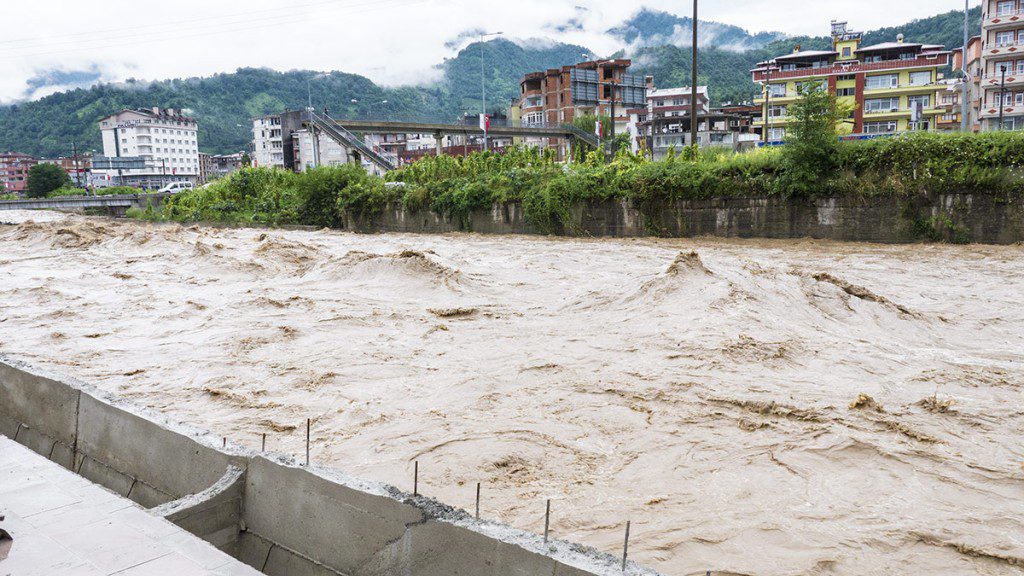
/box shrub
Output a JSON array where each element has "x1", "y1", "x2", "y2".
[{"x1": 26, "y1": 164, "x2": 71, "y2": 198}]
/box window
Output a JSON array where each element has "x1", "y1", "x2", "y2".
[
  {"x1": 997, "y1": 31, "x2": 1016, "y2": 47},
  {"x1": 837, "y1": 75, "x2": 855, "y2": 81},
  {"x1": 1017, "y1": 92, "x2": 1024, "y2": 105},
  {"x1": 863, "y1": 121, "x2": 898, "y2": 134},
  {"x1": 908, "y1": 94, "x2": 930, "y2": 109},
  {"x1": 865, "y1": 74, "x2": 899, "y2": 89},
  {"x1": 768, "y1": 83, "x2": 787, "y2": 97},
  {"x1": 1017, "y1": 60, "x2": 1024, "y2": 74},
  {"x1": 998, "y1": 0, "x2": 1016, "y2": 16},
  {"x1": 864, "y1": 97, "x2": 899, "y2": 112},
  {"x1": 767, "y1": 127, "x2": 786, "y2": 141},
  {"x1": 796, "y1": 81, "x2": 825, "y2": 94},
  {"x1": 768, "y1": 105, "x2": 787, "y2": 118},
  {"x1": 842, "y1": 47, "x2": 852, "y2": 58},
  {"x1": 909, "y1": 71, "x2": 931, "y2": 86}
]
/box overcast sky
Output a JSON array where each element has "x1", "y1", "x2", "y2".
[{"x1": 0, "y1": 0, "x2": 974, "y2": 103}]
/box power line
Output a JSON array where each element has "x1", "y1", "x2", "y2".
[
  {"x1": 0, "y1": 0, "x2": 427, "y2": 61},
  {"x1": 0, "y1": 0, "x2": 379, "y2": 48}
]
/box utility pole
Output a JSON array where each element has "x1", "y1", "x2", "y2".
[
  {"x1": 999, "y1": 64, "x2": 1007, "y2": 129},
  {"x1": 71, "y1": 142, "x2": 80, "y2": 188},
  {"x1": 479, "y1": 31, "x2": 503, "y2": 151},
  {"x1": 763, "y1": 69, "x2": 771, "y2": 143},
  {"x1": 610, "y1": 79, "x2": 617, "y2": 155},
  {"x1": 690, "y1": 0, "x2": 699, "y2": 149},
  {"x1": 962, "y1": 0, "x2": 970, "y2": 132},
  {"x1": 113, "y1": 126, "x2": 123, "y2": 186}
]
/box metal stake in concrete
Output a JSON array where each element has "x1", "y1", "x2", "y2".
[
  {"x1": 475, "y1": 482, "x2": 481, "y2": 519},
  {"x1": 261, "y1": 433, "x2": 266, "y2": 453},
  {"x1": 305, "y1": 419, "x2": 311, "y2": 467},
  {"x1": 622, "y1": 520, "x2": 631, "y2": 572},
  {"x1": 222, "y1": 437, "x2": 226, "y2": 448},
  {"x1": 543, "y1": 499, "x2": 551, "y2": 543},
  {"x1": 414, "y1": 461, "x2": 419, "y2": 496}
]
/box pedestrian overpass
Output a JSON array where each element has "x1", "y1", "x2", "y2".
[{"x1": 287, "y1": 109, "x2": 601, "y2": 173}]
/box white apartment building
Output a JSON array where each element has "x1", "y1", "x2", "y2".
[
  {"x1": 97, "y1": 108, "x2": 199, "y2": 187},
  {"x1": 639, "y1": 86, "x2": 756, "y2": 158},
  {"x1": 979, "y1": 0, "x2": 1024, "y2": 130},
  {"x1": 252, "y1": 115, "x2": 285, "y2": 168},
  {"x1": 291, "y1": 129, "x2": 352, "y2": 172}
]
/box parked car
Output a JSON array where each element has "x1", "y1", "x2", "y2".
[{"x1": 158, "y1": 182, "x2": 194, "y2": 194}]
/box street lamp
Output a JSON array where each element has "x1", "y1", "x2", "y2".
[
  {"x1": 307, "y1": 73, "x2": 330, "y2": 111},
  {"x1": 961, "y1": 0, "x2": 970, "y2": 132},
  {"x1": 1000, "y1": 64, "x2": 1007, "y2": 130},
  {"x1": 690, "y1": 0, "x2": 699, "y2": 149},
  {"x1": 479, "y1": 31, "x2": 503, "y2": 151}
]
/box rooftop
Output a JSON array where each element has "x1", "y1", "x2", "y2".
[{"x1": 649, "y1": 86, "x2": 709, "y2": 98}]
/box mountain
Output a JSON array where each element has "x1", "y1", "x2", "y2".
[
  {"x1": 609, "y1": 8, "x2": 786, "y2": 51},
  {"x1": 0, "y1": 39, "x2": 586, "y2": 158},
  {"x1": 440, "y1": 38, "x2": 590, "y2": 114},
  {"x1": 0, "y1": 7, "x2": 983, "y2": 158}
]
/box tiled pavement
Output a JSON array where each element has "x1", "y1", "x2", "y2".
[{"x1": 0, "y1": 436, "x2": 261, "y2": 576}]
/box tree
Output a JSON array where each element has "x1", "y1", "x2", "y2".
[
  {"x1": 26, "y1": 164, "x2": 71, "y2": 198},
  {"x1": 780, "y1": 80, "x2": 851, "y2": 195}
]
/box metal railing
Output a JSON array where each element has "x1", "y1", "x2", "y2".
[{"x1": 307, "y1": 110, "x2": 397, "y2": 171}]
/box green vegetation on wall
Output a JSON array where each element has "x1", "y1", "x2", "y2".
[{"x1": 134, "y1": 131, "x2": 1024, "y2": 239}]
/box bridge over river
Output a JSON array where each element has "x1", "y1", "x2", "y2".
[{"x1": 0, "y1": 193, "x2": 171, "y2": 216}]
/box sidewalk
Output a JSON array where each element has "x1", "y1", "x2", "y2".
[{"x1": 0, "y1": 436, "x2": 260, "y2": 576}]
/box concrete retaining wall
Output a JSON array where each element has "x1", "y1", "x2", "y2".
[
  {"x1": 340, "y1": 192, "x2": 1024, "y2": 245},
  {"x1": 0, "y1": 356, "x2": 659, "y2": 576}
]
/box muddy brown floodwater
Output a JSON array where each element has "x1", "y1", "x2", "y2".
[{"x1": 1, "y1": 212, "x2": 1022, "y2": 575}]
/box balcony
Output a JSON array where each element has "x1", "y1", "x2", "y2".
[
  {"x1": 862, "y1": 106, "x2": 944, "y2": 120},
  {"x1": 985, "y1": 8, "x2": 1024, "y2": 30},
  {"x1": 982, "y1": 38, "x2": 1024, "y2": 60},
  {"x1": 980, "y1": 70, "x2": 1024, "y2": 89},
  {"x1": 979, "y1": 103, "x2": 1024, "y2": 118},
  {"x1": 863, "y1": 81, "x2": 945, "y2": 96}
]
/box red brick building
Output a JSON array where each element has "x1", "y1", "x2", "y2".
[
  {"x1": 0, "y1": 152, "x2": 39, "y2": 195},
  {"x1": 519, "y1": 59, "x2": 652, "y2": 155}
]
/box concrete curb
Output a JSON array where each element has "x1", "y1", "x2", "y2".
[{"x1": 0, "y1": 355, "x2": 663, "y2": 576}]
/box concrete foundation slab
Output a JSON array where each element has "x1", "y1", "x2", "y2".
[{"x1": 0, "y1": 436, "x2": 261, "y2": 576}]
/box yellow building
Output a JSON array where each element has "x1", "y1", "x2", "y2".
[{"x1": 751, "y1": 21, "x2": 952, "y2": 142}]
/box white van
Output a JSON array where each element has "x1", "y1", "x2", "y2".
[{"x1": 158, "y1": 182, "x2": 194, "y2": 194}]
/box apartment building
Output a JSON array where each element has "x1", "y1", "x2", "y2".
[
  {"x1": 0, "y1": 152, "x2": 38, "y2": 195},
  {"x1": 952, "y1": 35, "x2": 984, "y2": 131},
  {"x1": 519, "y1": 59, "x2": 652, "y2": 155},
  {"x1": 978, "y1": 0, "x2": 1024, "y2": 130},
  {"x1": 752, "y1": 21, "x2": 951, "y2": 141},
  {"x1": 629, "y1": 87, "x2": 758, "y2": 157},
  {"x1": 96, "y1": 108, "x2": 200, "y2": 187},
  {"x1": 252, "y1": 115, "x2": 285, "y2": 168},
  {"x1": 291, "y1": 128, "x2": 352, "y2": 172}
]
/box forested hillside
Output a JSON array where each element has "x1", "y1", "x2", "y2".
[{"x1": 0, "y1": 7, "x2": 981, "y2": 157}]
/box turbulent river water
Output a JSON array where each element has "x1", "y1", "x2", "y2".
[{"x1": 1, "y1": 212, "x2": 1022, "y2": 575}]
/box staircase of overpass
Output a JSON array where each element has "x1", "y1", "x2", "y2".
[
  {"x1": 296, "y1": 111, "x2": 602, "y2": 173},
  {"x1": 307, "y1": 110, "x2": 398, "y2": 172}
]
